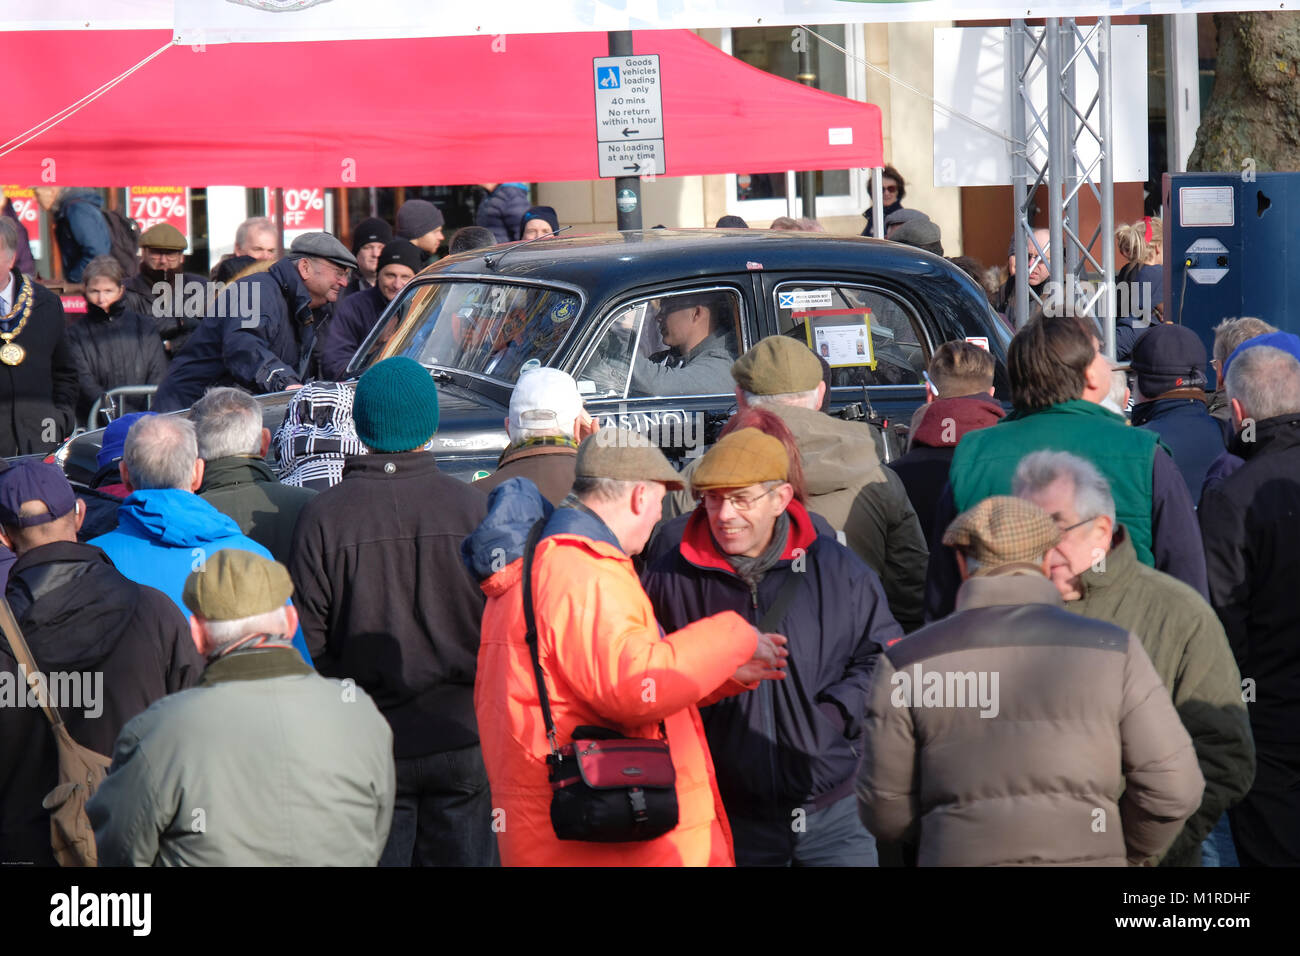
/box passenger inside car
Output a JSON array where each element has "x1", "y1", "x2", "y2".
[{"x1": 627, "y1": 291, "x2": 740, "y2": 397}]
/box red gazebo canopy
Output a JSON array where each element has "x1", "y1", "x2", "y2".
[{"x1": 1, "y1": 29, "x2": 882, "y2": 186}]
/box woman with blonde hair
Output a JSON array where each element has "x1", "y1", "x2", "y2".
[{"x1": 1113, "y1": 216, "x2": 1165, "y2": 360}]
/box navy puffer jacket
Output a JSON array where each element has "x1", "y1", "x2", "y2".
[{"x1": 642, "y1": 501, "x2": 900, "y2": 821}]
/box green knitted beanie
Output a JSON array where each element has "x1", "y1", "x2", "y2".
[{"x1": 353, "y1": 356, "x2": 440, "y2": 453}]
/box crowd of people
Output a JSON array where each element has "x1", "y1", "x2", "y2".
[{"x1": 0, "y1": 175, "x2": 1291, "y2": 868}]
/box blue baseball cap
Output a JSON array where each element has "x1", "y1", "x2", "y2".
[
  {"x1": 97, "y1": 412, "x2": 156, "y2": 469},
  {"x1": 0, "y1": 461, "x2": 77, "y2": 528},
  {"x1": 1223, "y1": 331, "x2": 1300, "y2": 381}
]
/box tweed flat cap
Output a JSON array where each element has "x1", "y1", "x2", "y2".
[
  {"x1": 731, "y1": 335, "x2": 824, "y2": 395},
  {"x1": 692, "y1": 428, "x2": 788, "y2": 491},
  {"x1": 183, "y1": 550, "x2": 293, "y2": 622},
  {"x1": 942, "y1": 496, "x2": 1061, "y2": 574},
  {"x1": 891, "y1": 218, "x2": 942, "y2": 248},
  {"x1": 884, "y1": 208, "x2": 929, "y2": 228},
  {"x1": 577, "y1": 427, "x2": 684, "y2": 490},
  {"x1": 288, "y1": 231, "x2": 359, "y2": 270},
  {"x1": 139, "y1": 223, "x2": 187, "y2": 251}
]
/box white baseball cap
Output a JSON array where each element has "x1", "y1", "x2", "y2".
[{"x1": 509, "y1": 367, "x2": 585, "y2": 435}]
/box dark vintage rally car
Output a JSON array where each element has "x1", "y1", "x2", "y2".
[{"x1": 55, "y1": 229, "x2": 1012, "y2": 483}]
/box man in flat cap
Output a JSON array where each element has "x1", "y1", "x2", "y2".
[
  {"x1": 462, "y1": 428, "x2": 788, "y2": 866},
  {"x1": 122, "y1": 222, "x2": 210, "y2": 357},
  {"x1": 857, "y1": 495, "x2": 1204, "y2": 866},
  {"x1": 153, "y1": 231, "x2": 357, "y2": 410},
  {"x1": 643, "y1": 428, "x2": 898, "y2": 866},
  {"x1": 87, "y1": 550, "x2": 395, "y2": 866}
]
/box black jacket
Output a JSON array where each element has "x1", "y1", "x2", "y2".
[
  {"x1": 121, "y1": 267, "x2": 211, "y2": 357},
  {"x1": 1199, "y1": 413, "x2": 1300, "y2": 750},
  {"x1": 154, "y1": 258, "x2": 319, "y2": 412},
  {"x1": 65, "y1": 300, "x2": 168, "y2": 425},
  {"x1": 287, "y1": 451, "x2": 488, "y2": 758},
  {"x1": 0, "y1": 270, "x2": 78, "y2": 456},
  {"x1": 0, "y1": 541, "x2": 201, "y2": 866},
  {"x1": 198, "y1": 456, "x2": 317, "y2": 564},
  {"x1": 642, "y1": 501, "x2": 899, "y2": 822},
  {"x1": 320, "y1": 285, "x2": 385, "y2": 380}
]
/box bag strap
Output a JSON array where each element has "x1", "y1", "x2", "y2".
[
  {"x1": 757, "y1": 569, "x2": 803, "y2": 634},
  {"x1": 0, "y1": 595, "x2": 64, "y2": 729},
  {"x1": 521, "y1": 517, "x2": 560, "y2": 756}
]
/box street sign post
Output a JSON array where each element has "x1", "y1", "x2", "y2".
[{"x1": 594, "y1": 52, "x2": 665, "y2": 184}]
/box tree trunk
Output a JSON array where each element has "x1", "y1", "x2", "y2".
[{"x1": 1188, "y1": 12, "x2": 1300, "y2": 172}]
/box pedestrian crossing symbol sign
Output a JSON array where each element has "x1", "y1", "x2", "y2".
[{"x1": 597, "y1": 66, "x2": 621, "y2": 89}]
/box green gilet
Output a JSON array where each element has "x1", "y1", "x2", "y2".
[{"x1": 949, "y1": 399, "x2": 1159, "y2": 565}]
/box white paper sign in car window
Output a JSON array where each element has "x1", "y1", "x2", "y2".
[{"x1": 778, "y1": 289, "x2": 833, "y2": 310}]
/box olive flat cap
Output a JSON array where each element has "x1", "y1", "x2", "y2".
[
  {"x1": 692, "y1": 428, "x2": 789, "y2": 491},
  {"x1": 942, "y1": 496, "x2": 1061, "y2": 575},
  {"x1": 732, "y1": 335, "x2": 823, "y2": 395},
  {"x1": 288, "y1": 231, "x2": 359, "y2": 271},
  {"x1": 139, "y1": 222, "x2": 187, "y2": 251},
  {"x1": 577, "y1": 427, "x2": 684, "y2": 490},
  {"x1": 183, "y1": 550, "x2": 294, "y2": 622}
]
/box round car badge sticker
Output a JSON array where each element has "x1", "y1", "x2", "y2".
[
  {"x1": 616, "y1": 189, "x2": 638, "y2": 215},
  {"x1": 520, "y1": 358, "x2": 542, "y2": 373},
  {"x1": 550, "y1": 299, "x2": 575, "y2": 323}
]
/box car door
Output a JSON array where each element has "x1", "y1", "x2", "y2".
[{"x1": 564, "y1": 275, "x2": 760, "y2": 457}]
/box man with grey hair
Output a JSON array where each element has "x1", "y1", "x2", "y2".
[
  {"x1": 235, "y1": 217, "x2": 278, "y2": 262},
  {"x1": 1202, "y1": 317, "x2": 1278, "y2": 495},
  {"x1": 473, "y1": 368, "x2": 597, "y2": 504},
  {"x1": 0, "y1": 216, "x2": 78, "y2": 457},
  {"x1": 191, "y1": 386, "x2": 315, "y2": 562},
  {"x1": 88, "y1": 550, "x2": 394, "y2": 865},
  {"x1": 1013, "y1": 450, "x2": 1254, "y2": 867},
  {"x1": 1199, "y1": 334, "x2": 1300, "y2": 866},
  {"x1": 88, "y1": 414, "x2": 312, "y2": 664}
]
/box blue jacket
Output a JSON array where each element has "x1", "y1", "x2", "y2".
[
  {"x1": 320, "y1": 285, "x2": 385, "y2": 380},
  {"x1": 89, "y1": 489, "x2": 312, "y2": 664},
  {"x1": 641, "y1": 501, "x2": 900, "y2": 821},
  {"x1": 475, "y1": 184, "x2": 531, "y2": 244},
  {"x1": 54, "y1": 188, "x2": 111, "y2": 283},
  {"x1": 1132, "y1": 396, "x2": 1226, "y2": 504},
  {"x1": 154, "y1": 258, "x2": 318, "y2": 411}
]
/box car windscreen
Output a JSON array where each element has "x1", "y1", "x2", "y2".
[{"x1": 354, "y1": 280, "x2": 581, "y2": 383}]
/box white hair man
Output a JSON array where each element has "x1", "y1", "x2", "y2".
[
  {"x1": 87, "y1": 550, "x2": 395, "y2": 865},
  {"x1": 1198, "y1": 334, "x2": 1300, "y2": 866},
  {"x1": 234, "y1": 216, "x2": 278, "y2": 261},
  {"x1": 190, "y1": 386, "x2": 316, "y2": 563},
  {"x1": 473, "y1": 367, "x2": 597, "y2": 504},
  {"x1": 1012, "y1": 449, "x2": 1253, "y2": 867},
  {"x1": 87, "y1": 414, "x2": 312, "y2": 664},
  {"x1": 664, "y1": 335, "x2": 928, "y2": 632}
]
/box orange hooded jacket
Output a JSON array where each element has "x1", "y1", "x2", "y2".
[{"x1": 474, "y1": 521, "x2": 758, "y2": 866}]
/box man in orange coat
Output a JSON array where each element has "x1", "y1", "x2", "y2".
[{"x1": 462, "y1": 428, "x2": 788, "y2": 865}]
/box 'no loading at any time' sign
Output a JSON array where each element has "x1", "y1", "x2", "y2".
[{"x1": 594, "y1": 55, "x2": 666, "y2": 179}]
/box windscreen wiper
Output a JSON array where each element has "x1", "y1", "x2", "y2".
[{"x1": 483, "y1": 226, "x2": 573, "y2": 271}]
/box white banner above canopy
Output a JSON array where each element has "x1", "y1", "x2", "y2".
[{"x1": 9, "y1": 0, "x2": 1295, "y2": 39}]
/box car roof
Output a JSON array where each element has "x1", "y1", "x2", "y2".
[{"x1": 424, "y1": 228, "x2": 967, "y2": 293}]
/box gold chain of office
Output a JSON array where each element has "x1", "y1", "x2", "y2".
[{"x1": 0, "y1": 276, "x2": 34, "y2": 366}]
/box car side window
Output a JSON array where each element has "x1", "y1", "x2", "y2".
[
  {"x1": 774, "y1": 281, "x2": 927, "y2": 387},
  {"x1": 574, "y1": 288, "x2": 743, "y2": 400}
]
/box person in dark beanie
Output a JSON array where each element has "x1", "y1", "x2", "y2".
[
  {"x1": 396, "y1": 199, "x2": 445, "y2": 267},
  {"x1": 860, "y1": 165, "x2": 905, "y2": 237},
  {"x1": 288, "y1": 356, "x2": 494, "y2": 867},
  {"x1": 449, "y1": 226, "x2": 497, "y2": 255},
  {"x1": 475, "y1": 183, "x2": 531, "y2": 243},
  {"x1": 519, "y1": 206, "x2": 559, "y2": 241},
  {"x1": 1129, "y1": 324, "x2": 1225, "y2": 503},
  {"x1": 66, "y1": 256, "x2": 168, "y2": 427},
  {"x1": 715, "y1": 215, "x2": 748, "y2": 228},
  {"x1": 0, "y1": 461, "x2": 201, "y2": 866},
  {"x1": 343, "y1": 216, "x2": 394, "y2": 298},
  {"x1": 320, "y1": 239, "x2": 422, "y2": 380},
  {"x1": 154, "y1": 231, "x2": 357, "y2": 411}
]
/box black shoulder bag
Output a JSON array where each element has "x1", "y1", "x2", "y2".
[{"x1": 521, "y1": 518, "x2": 680, "y2": 843}]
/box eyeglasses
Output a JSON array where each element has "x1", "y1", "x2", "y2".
[
  {"x1": 881, "y1": 185, "x2": 899, "y2": 195},
  {"x1": 1057, "y1": 516, "x2": 1095, "y2": 535},
  {"x1": 315, "y1": 260, "x2": 350, "y2": 280},
  {"x1": 696, "y1": 485, "x2": 782, "y2": 513}
]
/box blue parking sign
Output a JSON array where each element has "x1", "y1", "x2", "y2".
[{"x1": 597, "y1": 66, "x2": 621, "y2": 89}]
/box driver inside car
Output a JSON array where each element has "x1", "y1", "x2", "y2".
[{"x1": 628, "y1": 292, "x2": 736, "y2": 396}]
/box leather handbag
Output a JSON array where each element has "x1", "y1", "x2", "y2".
[{"x1": 521, "y1": 518, "x2": 679, "y2": 842}]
